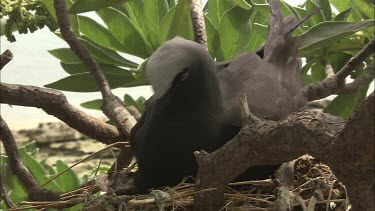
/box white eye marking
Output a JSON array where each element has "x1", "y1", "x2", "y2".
[{"x1": 177, "y1": 69, "x2": 189, "y2": 81}]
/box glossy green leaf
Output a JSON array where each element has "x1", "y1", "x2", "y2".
[
  {"x1": 230, "y1": 0, "x2": 251, "y2": 10},
  {"x1": 121, "y1": 1, "x2": 155, "y2": 51},
  {"x1": 205, "y1": 15, "x2": 220, "y2": 57},
  {"x1": 0, "y1": 156, "x2": 28, "y2": 203},
  {"x1": 78, "y1": 16, "x2": 126, "y2": 53},
  {"x1": 49, "y1": 48, "x2": 81, "y2": 64},
  {"x1": 61, "y1": 62, "x2": 134, "y2": 76},
  {"x1": 324, "y1": 86, "x2": 369, "y2": 119},
  {"x1": 245, "y1": 22, "x2": 267, "y2": 53},
  {"x1": 124, "y1": 94, "x2": 146, "y2": 113},
  {"x1": 19, "y1": 148, "x2": 63, "y2": 191},
  {"x1": 143, "y1": 0, "x2": 169, "y2": 49},
  {"x1": 219, "y1": 6, "x2": 252, "y2": 60},
  {"x1": 306, "y1": 0, "x2": 325, "y2": 26},
  {"x1": 159, "y1": 5, "x2": 177, "y2": 43},
  {"x1": 45, "y1": 72, "x2": 137, "y2": 92},
  {"x1": 301, "y1": 58, "x2": 317, "y2": 84},
  {"x1": 312, "y1": 0, "x2": 332, "y2": 21},
  {"x1": 333, "y1": 8, "x2": 352, "y2": 21},
  {"x1": 165, "y1": 0, "x2": 194, "y2": 41},
  {"x1": 55, "y1": 160, "x2": 80, "y2": 192},
  {"x1": 82, "y1": 37, "x2": 139, "y2": 67},
  {"x1": 329, "y1": 52, "x2": 352, "y2": 73},
  {"x1": 310, "y1": 62, "x2": 326, "y2": 83},
  {"x1": 124, "y1": 94, "x2": 138, "y2": 108},
  {"x1": 206, "y1": 0, "x2": 235, "y2": 28},
  {"x1": 81, "y1": 99, "x2": 103, "y2": 110},
  {"x1": 352, "y1": 0, "x2": 374, "y2": 19},
  {"x1": 298, "y1": 20, "x2": 375, "y2": 52},
  {"x1": 69, "y1": 0, "x2": 128, "y2": 13},
  {"x1": 96, "y1": 8, "x2": 151, "y2": 58}
]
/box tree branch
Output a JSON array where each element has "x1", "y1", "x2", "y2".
[
  {"x1": 300, "y1": 39, "x2": 374, "y2": 102},
  {"x1": 53, "y1": 0, "x2": 136, "y2": 137},
  {"x1": 53, "y1": 0, "x2": 137, "y2": 168},
  {"x1": 0, "y1": 83, "x2": 123, "y2": 144},
  {"x1": 0, "y1": 116, "x2": 61, "y2": 202},
  {"x1": 0, "y1": 49, "x2": 13, "y2": 71},
  {"x1": 193, "y1": 93, "x2": 374, "y2": 210},
  {"x1": 189, "y1": 0, "x2": 207, "y2": 47},
  {"x1": 1, "y1": 163, "x2": 16, "y2": 209}
]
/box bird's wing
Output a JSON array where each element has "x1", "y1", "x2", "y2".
[{"x1": 129, "y1": 95, "x2": 156, "y2": 162}]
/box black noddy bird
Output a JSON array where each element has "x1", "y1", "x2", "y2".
[{"x1": 130, "y1": 37, "x2": 282, "y2": 191}]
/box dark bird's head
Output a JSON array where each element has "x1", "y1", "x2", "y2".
[{"x1": 147, "y1": 37, "x2": 220, "y2": 105}]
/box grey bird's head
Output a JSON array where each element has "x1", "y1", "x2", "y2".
[{"x1": 146, "y1": 37, "x2": 215, "y2": 100}]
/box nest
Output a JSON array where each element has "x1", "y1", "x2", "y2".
[{"x1": 12, "y1": 156, "x2": 349, "y2": 211}]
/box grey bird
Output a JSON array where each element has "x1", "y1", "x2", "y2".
[
  {"x1": 130, "y1": 1, "x2": 309, "y2": 190},
  {"x1": 130, "y1": 37, "x2": 239, "y2": 191}
]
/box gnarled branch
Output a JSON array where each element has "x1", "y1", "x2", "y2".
[
  {"x1": 301, "y1": 38, "x2": 374, "y2": 102},
  {"x1": 193, "y1": 93, "x2": 374, "y2": 210},
  {"x1": 0, "y1": 83, "x2": 123, "y2": 144},
  {"x1": 189, "y1": 0, "x2": 207, "y2": 47}
]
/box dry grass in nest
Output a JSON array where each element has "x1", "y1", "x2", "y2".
[{"x1": 6, "y1": 156, "x2": 349, "y2": 211}]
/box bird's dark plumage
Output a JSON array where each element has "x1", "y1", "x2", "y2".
[
  {"x1": 130, "y1": 38, "x2": 238, "y2": 190},
  {"x1": 130, "y1": 8, "x2": 308, "y2": 190}
]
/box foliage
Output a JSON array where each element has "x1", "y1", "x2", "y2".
[
  {"x1": 43, "y1": 0, "x2": 374, "y2": 119},
  {"x1": 0, "y1": 0, "x2": 58, "y2": 41},
  {"x1": 0, "y1": 141, "x2": 84, "y2": 211}
]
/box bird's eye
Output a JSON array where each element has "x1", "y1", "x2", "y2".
[{"x1": 176, "y1": 68, "x2": 189, "y2": 81}]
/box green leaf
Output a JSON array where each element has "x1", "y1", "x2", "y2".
[
  {"x1": 78, "y1": 16, "x2": 126, "y2": 53},
  {"x1": 219, "y1": 6, "x2": 252, "y2": 60},
  {"x1": 329, "y1": 52, "x2": 352, "y2": 73},
  {"x1": 81, "y1": 99, "x2": 103, "y2": 110},
  {"x1": 205, "y1": 15, "x2": 220, "y2": 57},
  {"x1": 229, "y1": 0, "x2": 251, "y2": 10},
  {"x1": 310, "y1": 62, "x2": 326, "y2": 83},
  {"x1": 1, "y1": 156, "x2": 28, "y2": 203},
  {"x1": 45, "y1": 72, "x2": 137, "y2": 92},
  {"x1": 352, "y1": 0, "x2": 374, "y2": 19},
  {"x1": 19, "y1": 148, "x2": 63, "y2": 192},
  {"x1": 324, "y1": 86, "x2": 369, "y2": 119},
  {"x1": 143, "y1": 0, "x2": 169, "y2": 49},
  {"x1": 333, "y1": 8, "x2": 352, "y2": 21},
  {"x1": 81, "y1": 37, "x2": 139, "y2": 67},
  {"x1": 69, "y1": 0, "x2": 128, "y2": 13},
  {"x1": 245, "y1": 22, "x2": 267, "y2": 53},
  {"x1": 124, "y1": 94, "x2": 138, "y2": 108},
  {"x1": 55, "y1": 160, "x2": 80, "y2": 192},
  {"x1": 298, "y1": 20, "x2": 375, "y2": 52},
  {"x1": 61, "y1": 62, "x2": 134, "y2": 75},
  {"x1": 312, "y1": 0, "x2": 332, "y2": 21},
  {"x1": 49, "y1": 48, "x2": 81, "y2": 63},
  {"x1": 96, "y1": 8, "x2": 151, "y2": 58},
  {"x1": 206, "y1": 0, "x2": 235, "y2": 28},
  {"x1": 165, "y1": 0, "x2": 194, "y2": 41},
  {"x1": 159, "y1": 4, "x2": 177, "y2": 44},
  {"x1": 121, "y1": 1, "x2": 155, "y2": 52},
  {"x1": 301, "y1": 58, "x2": 317, "y2": 84},
  {"x1": 306, "y1": 0, "x2": 325, "y2": 26}
]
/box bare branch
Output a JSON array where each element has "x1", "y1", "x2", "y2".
[
  {"x1": 0, "y1": 49, "x2": 13, "y2": 70},
  {"x1": 53, "y1": 0, "x2": 137, "y2": 168},
  {"x1": 193, "y1": 93, "x2": 374, "y2": 210},
  {"x1": 301, "y1": 39, "x2": 375, "y2": 101},
  {"x1": 53, "y1": 0, "x2": 136, "y2": 137},
  {"x1": 0, "y1": 83, "x2": 123, "y2": 144},
  {"x1": 189, "y1": 0, "x2": 207, "y2": 47},
  {"x1": 0, "y1": 115, "x2": 61, "y2": 202}
]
